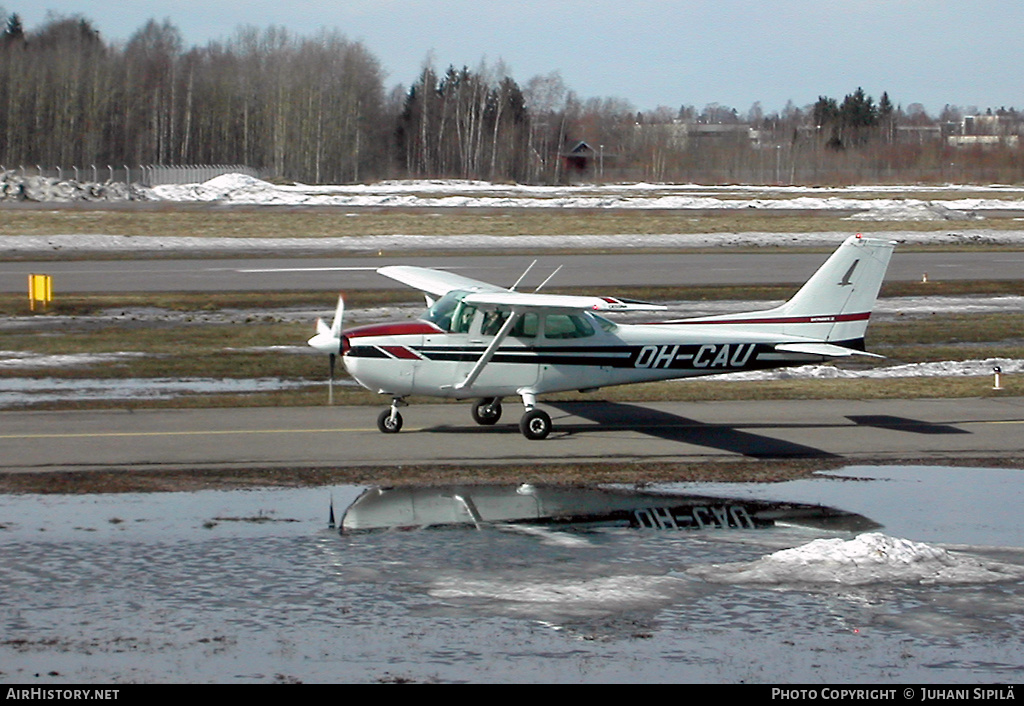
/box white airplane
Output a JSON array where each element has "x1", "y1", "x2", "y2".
[{"x1": 308, "y1": 234, "x2": 895, "y2": 440}]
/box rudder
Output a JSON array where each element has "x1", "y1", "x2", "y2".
[{"x1": 778, "y1": 234, "x2": 896, "y2": 345}]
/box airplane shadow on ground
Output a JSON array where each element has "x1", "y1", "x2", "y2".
[
  {"x1": 845, "y1": 415, "x2": 972, "y2": 435},
  {"x1": 545, "y1": 401, "x2": 839, "y2": 459},
  {"x1": 424, "y1": 404, "x2": 972, "y2": 458}
]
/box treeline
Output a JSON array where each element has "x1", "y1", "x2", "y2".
[
  {"x1": 3, "y1": 12, "x2": 1022, "y2": 185},
  {"x1": 1, "y1": 15, "x2": 388, "y2": 183}
]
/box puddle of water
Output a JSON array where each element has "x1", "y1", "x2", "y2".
[
  {"x1": 666, "y1": 465, "x2": 1024, "y2": 548},
  {"x1": 2, "y1": 467, "x2": 1024, "y2": 684}
]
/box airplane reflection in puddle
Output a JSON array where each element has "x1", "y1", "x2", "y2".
[{"x1": 337, "y1": 484, "x2": 879, "y2": 534}]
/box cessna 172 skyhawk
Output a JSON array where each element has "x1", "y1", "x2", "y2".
[{"x1": 308, "y1": 234, "x2": 895, "y2": 440}]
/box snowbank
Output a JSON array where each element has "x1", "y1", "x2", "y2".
[
  {"x1": 142, "y1": 173, "x2": 1024, "y2": 219},
  {"x1": 1, "y1": 171, "x2": 149, "y2": 203}
]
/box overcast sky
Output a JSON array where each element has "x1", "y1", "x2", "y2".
[{"x1": 6, "y1": 1, "x2": 1022, "y2": 115}]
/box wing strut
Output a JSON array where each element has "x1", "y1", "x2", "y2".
[
  {"x1": 454, "y1": 310, "x2": 523, "y2": 392},
  {"x1": 509, "y1": 260, "x2": 537, "y2": 291},
  {"x1": 533, "y1": 266, "x2": 562, "y2": 292}
]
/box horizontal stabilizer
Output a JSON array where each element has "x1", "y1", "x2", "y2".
[{"x1": 774, "y1": 342, "x2": 885, "y2": 359}]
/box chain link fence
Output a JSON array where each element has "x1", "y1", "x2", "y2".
[{"x1": 0, "y1": 164, "x2": 265, "y2": 186}]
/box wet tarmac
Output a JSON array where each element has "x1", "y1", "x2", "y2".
[{"x1": 2, "y1": 465, "x2": 1024, "y2": 684}]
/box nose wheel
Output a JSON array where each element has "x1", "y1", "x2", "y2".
[
  {"x1": 377, "y1": 397, "x2": 406, "y2": 434},
  {"x1": 376, "y1": 408, "x2": 403, "y2": 433},
  {"x1": 472, "y1": 398, "x2": 503, "y2": 425}
]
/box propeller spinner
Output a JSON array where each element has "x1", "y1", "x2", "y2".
[
  {"x1": 308, "y1": 296, "x2": 346, "y2": 404},
  {"x1": 308, "y1": 295, "x2": 345, "y2": 354}
]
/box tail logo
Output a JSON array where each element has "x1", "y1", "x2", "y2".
[{"x1": 839, "y1": 259, "x2": 860, "y2": 286}]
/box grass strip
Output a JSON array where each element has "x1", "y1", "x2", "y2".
[{"x1": 4, "y1": 206, "x2": 1024, "y2": 242}]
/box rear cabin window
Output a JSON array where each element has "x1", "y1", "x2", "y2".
[{"x1": 543, "y1": 313, "x2": 595, "y2": 339}]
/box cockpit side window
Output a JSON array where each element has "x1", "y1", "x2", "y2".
[
  {"x1": 451, "y1": 301, "x2": 477, "y2": 333},
  {"x1": 480, "y1": 310, "x2": 505, "y2": 336}
]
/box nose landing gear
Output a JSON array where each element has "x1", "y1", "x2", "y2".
[
  {"x1": 471, "y1": 398, "x2": 503, "y2": 425},
  {"x1": 376, "y1": 397, "x2": 407, "y2": 434}
]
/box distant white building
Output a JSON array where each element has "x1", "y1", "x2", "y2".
[{"x1": 948, "y1": 114, "x2": 1020, "y2": 148}]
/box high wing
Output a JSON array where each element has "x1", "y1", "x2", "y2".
[
  {"x1": 377, "y1": 265, "x2": 666, "y2": 313},
  {"x1": 377, "y1": 265, "x2": 505, "y2": 297},
  {"x1": 463, "y1": 291, "x2": 666, "y2": 313}
]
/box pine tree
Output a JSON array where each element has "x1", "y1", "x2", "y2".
[
  {"x1": 878, "y1": 91, "x2": 895, "y2": 143},
  {"x1": 3, "y1": 13, "x2": 24, "y2": 44}
]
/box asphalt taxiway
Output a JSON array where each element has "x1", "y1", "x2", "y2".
[
  {"x1": 4, "y1": 251, "x2": 1024, "y2": 292},
  {"x1": 2, "y1": 397, "x2": 1022, "y2": 474}
]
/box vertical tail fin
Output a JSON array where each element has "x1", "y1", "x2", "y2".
[{"x1": 678, "y1": 235, "x2": 896, "y2": 348}]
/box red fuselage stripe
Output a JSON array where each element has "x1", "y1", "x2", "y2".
[
  {"x1": 656, "y1": 312, "x2": 870, "y2": 325},
  {"x1": 345, "y1": 321, "x2": 442, "y2": 339},
  {"x1": 381, "y1": 345, "x2": 423, "y2": 360}
]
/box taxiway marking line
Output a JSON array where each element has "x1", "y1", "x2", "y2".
[
  {"x1": 959, "y1": 419, "x2": 1024, "y2": 426},
  {"x1": 235, "y1": 266, "x2": 379, "y2": 273},
  {"x1": 0, "y1": 428, "x2": 378, "y2": 440}
]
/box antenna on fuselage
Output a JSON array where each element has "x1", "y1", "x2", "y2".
[
  {"x1": 533, "y1": 265, "x2": 563, "y2": 292},
  {"x1": 510, "y1": 260, "x2": 537, "y2": 291}
]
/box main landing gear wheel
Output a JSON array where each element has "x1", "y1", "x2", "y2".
[
  {"x1": 377, "y1": 409, "x2": 403, "y2": 434},
  {"x1": 471, "y1": 398, "x2": 503, "y2": 425},
  {"x1": 519, "y1": 409, "x2": 552, "y2": 440}
]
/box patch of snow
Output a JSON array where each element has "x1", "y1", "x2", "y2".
[
  {"x1": 847, "y1": 201, "x2": 981, "y2": 221},
  {"x1": 0, "y1": 377, "x2": 318, "y2": 408},
  {"x1": 712, "y1": 357, "x2": 1023, "y2": 382},
  {"x1": 687, "y1": 532, "x2": 1024, "y2": 586},
  {"x1": 875, "y1": 295, "x2": 1024, "y2": 319},
  {"x1": 428, "y1": 574, "x2": 685, "y2": 613},
  {"x1": 0, "y1": 350, "x2": 147, "y2": 369}
]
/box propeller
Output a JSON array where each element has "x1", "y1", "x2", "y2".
[{"x1": 308, "y1": 295, "x2": 345, "y2": 404}]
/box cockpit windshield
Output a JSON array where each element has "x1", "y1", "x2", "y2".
[{"x1": 421, "y1": 290, "x2": 470, "y2": 332}]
